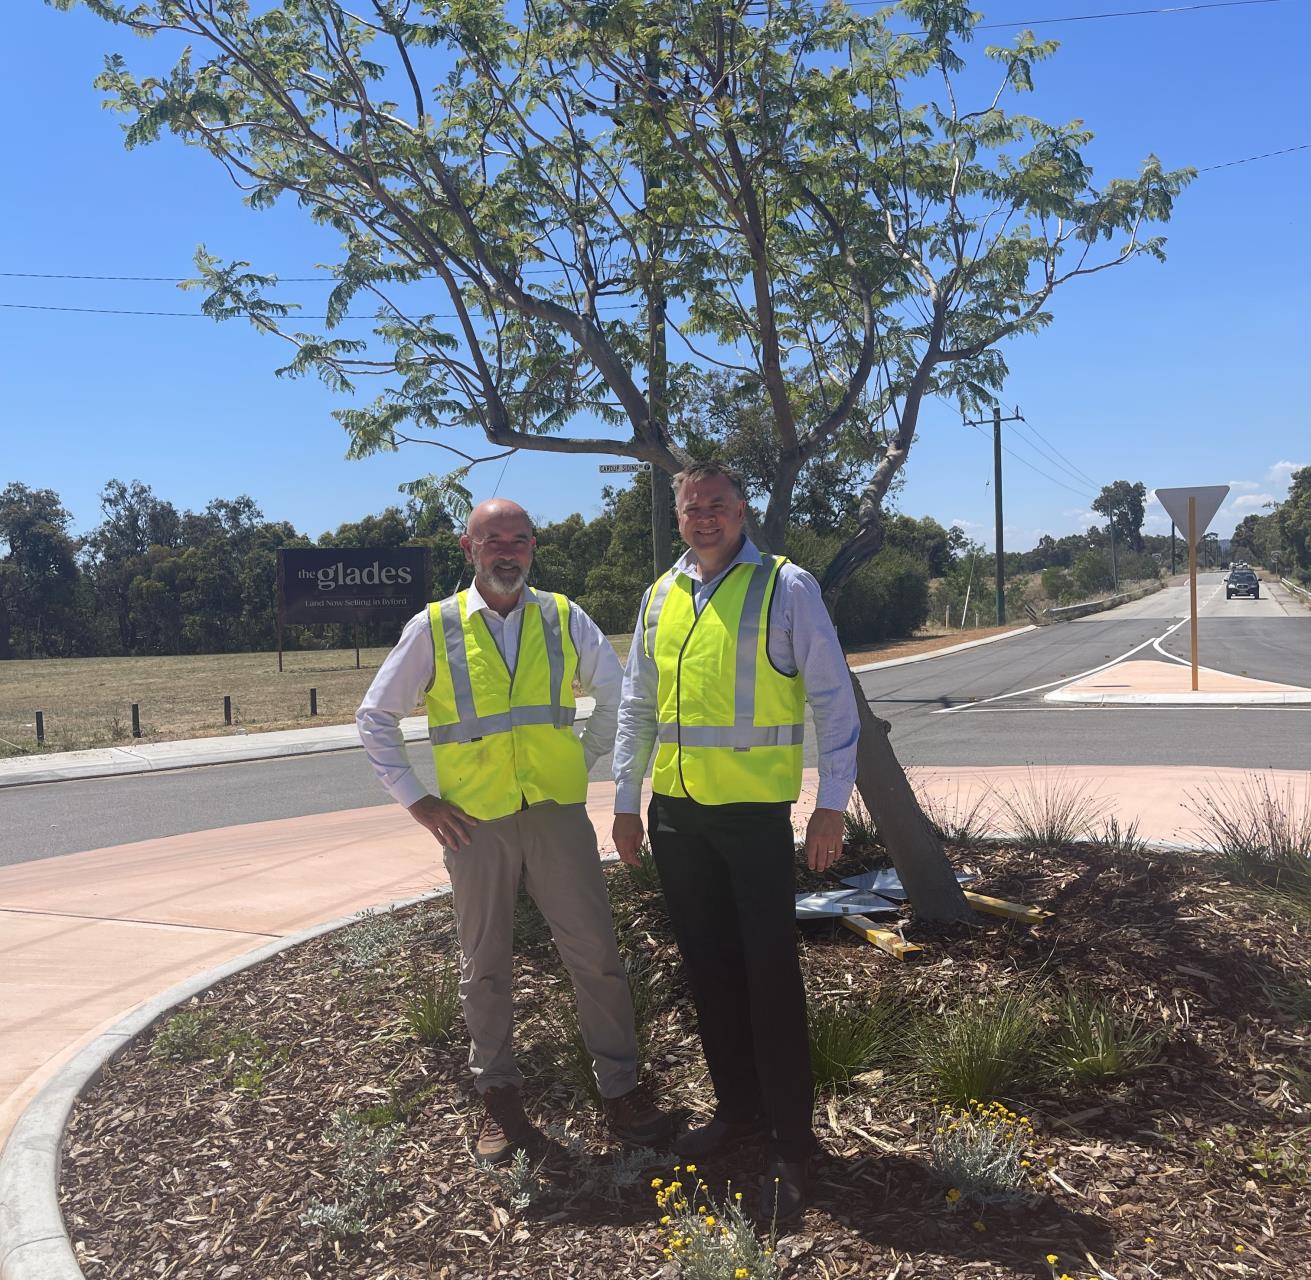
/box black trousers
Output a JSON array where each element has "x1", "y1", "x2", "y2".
[{"x1": 649, "y1": 793, "x2": 817, "y2": 1160}]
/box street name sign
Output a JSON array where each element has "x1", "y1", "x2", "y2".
[
  {"x1": 598, "y1": 462, "x2": 651, "y2": 473},
  {"x1": 1153, "y1": 484, "x2": 1230, "y2": 691},
  {"x1": 1154, "y1": 485, "x2": 1229, "y2": 546}
]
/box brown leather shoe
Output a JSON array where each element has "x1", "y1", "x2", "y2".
[
  {"x1": 475, "y1": 1085, "x2": 534, "y2": 1166},
  {"x1": 601, "y1": 1080, "x2": 678, "y2": 1146}
]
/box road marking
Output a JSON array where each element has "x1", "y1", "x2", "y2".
[{"x1": 932, "y1": 615, "x2": 1190, "y2": 715}]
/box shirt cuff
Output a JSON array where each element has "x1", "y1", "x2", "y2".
[
  {"x1": 815, "y1": 779, "x2": 855, "y2": 814},
  {"x1": 390, "y1": 776, "x2": 430, "y2": 810}
]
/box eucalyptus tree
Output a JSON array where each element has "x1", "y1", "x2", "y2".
[{"x1": 56, "y1": 0, "x2": 1189, "y2": 918}]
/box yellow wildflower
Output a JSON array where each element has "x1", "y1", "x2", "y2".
[
  {"x1": 705, "y1": 1216, "x2": 716, "y2": 1227},
  {"x1": 685, "y1": 1163, "x2": 697, "y2": 1173},
  {"x1": 973, "y1": 1220, "x2": 986, "y2": 1233},
  {"x1": 697, "y1": 1205, "x2": 707, "y2": 1214},
  {"x1": 660, "y1": 1216, "x2": 670, "y2": 1225},
  {"x1": 1046, "y1": 1255, "x2": 1059, "y2": 1265},
  {"x1": 735, "y1": 1271, "x2": 749, "y2": 1280},
  {"x1": 651, "y1": 1177, "x2": 663, "y2": 1188},
  {"x1": 1235, "y1": 1244, "x2": 1245, "y2": 1253},
  {"x1": 945, "y1": 1188, "x2": 962, "y2": 1202},
  {"x1": 1144, "y1": 1237, "x2": 1155, "y2": 1245},
  {"x1": 735, "y1": 1191, "x2": 743, "y2": 1201}
]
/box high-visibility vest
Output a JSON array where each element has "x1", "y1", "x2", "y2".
[
  {"x1": 643, "y1": 555, "x2": 806, "y2": 804},
  {"x1": 425, "y1": 590, "x2": 588, "y2": 821}
]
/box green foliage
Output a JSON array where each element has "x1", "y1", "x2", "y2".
[
  {"x1": 653, "y1": 1169, "x2": 781, "y2": 1278},
  {"x1": 997, "y1": 769, "x2": 1110, "y2": 848},
  {"x1": 1187, "y1": 774, "x2": 1311, "y2": 905},
  {"x1": 927, "y1": 1099, "x2": 1036, "y2": 1206},
  {"x1": 1092, "y1": 480, "x2": 1148, "y2": 552},
  {"x1": 479, "y1": 1146, "x2": 549, "y2": 1216},
  {"x1": 1044, "y1": 990, "x2": 1164, "y2": 1083},
  {"x1": 403, "y1": 956, "x2": 462, "y2": 1046},
  {"x1": 150, "y1": 1010, "x2": 217, "y2": 1063},
  {"x1": 301, "y1": 1109, "x2": 402, "y2": 1239},
  {"x1": 808, "y1": 994, "x2": 909, "y2": 1093},
  {"x1": 55, "y1": 0, "x2": 1189, "y2": 618},
  {"x1": 911, "y1": 990, "x2": 1044, "y2": 1105},
  {"x1": 336, "y1": 907, "x2": 421, "y2": 970}
]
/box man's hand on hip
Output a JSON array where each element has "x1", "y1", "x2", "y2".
[
  {"x1": 804, "y1": 806, "x2": 846, "y2": 872},
  {"x1": 408, "y1": 795, "x2": 478, "y2": 850},
  {"x1": 612, "y1": 813, "x2": 646, "y2": 867}
]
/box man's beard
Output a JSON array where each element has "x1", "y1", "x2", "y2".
[{"x1": 482, "y1": 563, "x2": 527, "y2": 595}]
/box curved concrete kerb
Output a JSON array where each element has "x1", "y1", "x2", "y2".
[{"x1": 0, "y1": 887, "x2": 452, "y2": 1280}]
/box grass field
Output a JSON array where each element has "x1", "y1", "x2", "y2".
[{"x1": 0, "y1": 623, "x2": 1018, "y2": 757}]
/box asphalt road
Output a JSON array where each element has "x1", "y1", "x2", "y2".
[{"x1": 4, "y1": 573, "x2": 1308, "y2": 866}]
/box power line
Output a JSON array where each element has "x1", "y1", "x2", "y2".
[
  {"x1": 966, "y1": 420, "x2": 1096, "y2": 501},
  {"x1": 1012, "y1": 418, "x2": 1103, "y2": 491},
  {"x1": 859, "y1": 0, "x2": 1285, "y2": 26},
  {"x1": 0, "y1": 300, "x2": 639, "y2": 319},
  {"x1": 1196, "y1": 142, "x2": 1311, "y2": 172}
]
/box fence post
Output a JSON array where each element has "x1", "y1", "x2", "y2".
[
  {"x1": 35, "y1": 711, "x2": 44, "y2": 745},
  {"x1": 223, "y1": 695, "x2": 232, "y2": 726},
  {"x1": 131, "y1": 704, "x2": 141, "y2": 738},
  {"x1": 309, "y1": 688, "x2": 318, "y2": 717}
]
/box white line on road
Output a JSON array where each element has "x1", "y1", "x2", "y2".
[{"x1": 932, "y1": 615, "x2": 1191, "y2": 715}]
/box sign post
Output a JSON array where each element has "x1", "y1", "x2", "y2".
[{"x1": 1154, "y1": 485, "x2": 1229, "y2": 692}]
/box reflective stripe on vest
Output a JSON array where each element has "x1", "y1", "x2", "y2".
[
  {"x1": 424, "y1": 590, "x2": 587, "y2": 820},
  {"x1": 645, "y1": 554, "x2": 806, "y2": 803}
]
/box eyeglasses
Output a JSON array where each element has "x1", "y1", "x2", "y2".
[{"x1": 469, "y1": 535, "x2": 534, "y2": 554}]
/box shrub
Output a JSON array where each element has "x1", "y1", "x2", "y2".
[
  {"x1": 1040, "y1": 566, "x2": 1073, "y2": 601},
  {"x1": 911, "y1": 990, "x2": 1043, "y2": 1105},
  {"x1": 996, "y1": 768, "x2": 1109, "y2": 849},
  {"x1": 151, "y1": 1010, "x2": 215, "y2": 1062},
  {"x1": 653, "y1": 1168, "x2": 781, "y2": 1278},
  {"x1": 301, "y1": 1109, "x2": 402, "y2": 1239},
  {"x1": 1044, "y1": 990, "x2": 1164, "y2": 1083},
  {"x1": 808, "y1": 994, "x2": 908, "y2": 1093},
  {"x1": 927, "y1": 1099, "x2": 1036, "y2": 1205},
  {"x1": 404, "y1": 954, "x2": 462, "y2": 1046}
]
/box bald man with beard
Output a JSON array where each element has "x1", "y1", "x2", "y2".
[{"x1": 358, "y1": 499, "x2": 674, "y2": 1165}]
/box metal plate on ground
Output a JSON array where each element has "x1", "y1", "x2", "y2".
[
  {"x1": 794, "y1": 889, "x2": 901, "y2": 919},
  {"x1": 839, "y1": 868, "x2": 977, "y2": 900}
]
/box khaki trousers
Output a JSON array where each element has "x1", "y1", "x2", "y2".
[{"x1": 442, "y1": 801, "x2": 638, "y2": 1098}]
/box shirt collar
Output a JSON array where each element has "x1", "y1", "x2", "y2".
[
  {"x1": 673, "y1": 537, "x2": 762, "y2": 585},
  {"x1": 465, "y1": 579, "x2": 538, "y2": 617}
]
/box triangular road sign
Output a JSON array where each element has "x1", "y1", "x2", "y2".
[{"x1": 1154, "y1": 485, "x2": 1229, "y2": 544}]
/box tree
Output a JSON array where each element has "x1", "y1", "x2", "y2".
[
  {"x1": 0, "y1": 483, "x2": 84, "y2": 658},
  {"x1": 1275, "y1": 467, "x2": 1311, "y2": 579},
  {"x1": 62, "y1": 0, "x2": 1189, "y2": 920},
  {"x1": 1092, "y1": 481, "x2": 1148, "y2": 553}
]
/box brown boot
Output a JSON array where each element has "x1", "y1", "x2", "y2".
[
  {"x1": 601, "y1": 1080, "x2": 678, "y2": 1146},
  {"x1": 475, "y1": 1085, "x2": 535, "y2": 1166}
]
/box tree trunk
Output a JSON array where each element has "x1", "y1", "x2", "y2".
[{"x1": 849, "y1": 672, "x2": 975, "y2": 923}]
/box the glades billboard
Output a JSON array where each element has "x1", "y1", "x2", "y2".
[{"x1": 277, "y1": 548, "x2": 431, "y2": 625}]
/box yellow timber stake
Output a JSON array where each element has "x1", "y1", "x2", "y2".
[
  {"x1": 840, "y1": 915, "x2": 922, "y2": 959},
  {"x1": 963, "y1": 891, "x2": 1053, "y2": 925}
]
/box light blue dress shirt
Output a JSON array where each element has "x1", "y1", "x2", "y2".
[{"x1": 613, "y1": 538, "x2": 859, "y2": 815}]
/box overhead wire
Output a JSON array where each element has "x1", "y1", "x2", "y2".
[{"x1": 965, "y1": 420, "x2": 1099, "y2": 502}]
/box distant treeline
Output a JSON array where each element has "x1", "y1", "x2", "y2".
[{"x1": 1, "y1": 470, "x2": 1217, "y2": 661}]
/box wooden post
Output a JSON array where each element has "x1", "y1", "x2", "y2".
[
  {"x1": 223, "y1": 695, "x2": 232, "y2": 726},
  {"x1": 35, "y1": 711, "x2": 44, "y2": 745},
  {"x1": 1188, "y1": 495, "x2": 1199, "y2": 692},
  {"x1": 131, "y1": 703, "x2": 141, "y2": 738},
  {"x1": 309, "y1": 687, "x2": 318, "y2": 717},
  {"x1": 354, "y1": 625, "x2": 361, "y2": 670}
]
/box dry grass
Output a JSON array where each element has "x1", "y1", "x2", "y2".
[
  {"x1": 0, "y1": 648, "x2": 398, "y2": 755},
  {"x1": 0, "y1": 624, "x2": 998, "y2": 757}
]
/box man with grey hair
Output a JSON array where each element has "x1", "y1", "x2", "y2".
[{"x1": 358, "y1": 498, "x2": 674, "y2": 1165}]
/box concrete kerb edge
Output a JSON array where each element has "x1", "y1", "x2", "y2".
[
  {"x1": 849, "y1": 624, "x2": 1036, "y2": 674},
  {"x1": 0, "y1": 885, "x2": 453, "y2": 1280}
]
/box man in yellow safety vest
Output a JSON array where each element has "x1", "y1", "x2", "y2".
[
  {"x1": 358, "y1": 499, "x2": 674, "y2": 1165},
  {"x1": 612, "y1": 463, "x2": 859, "y2": 1223}
]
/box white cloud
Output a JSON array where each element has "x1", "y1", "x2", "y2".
[
  {"x1": 1266, "y1": 460, "x2": 1306, "y2": 489},
  {"x1": 1226, "y1": 479, "x2": 1261, "y2": 493},
  {"x1": 948, "y1": 517, "x2": 986, "y2": 531},
  {"x1": 1231, "y1": 493, "x2": 1277, "y2": 513},
  {"x1": 1063, "y1": 508, "x2": 1099, "y2": 528}
]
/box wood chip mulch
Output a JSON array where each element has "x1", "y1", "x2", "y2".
[{"x1": 59, "y1": 837, "x2": 1311, "y2": 1279}]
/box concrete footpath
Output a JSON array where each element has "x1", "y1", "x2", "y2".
[{"x1": 5, "y1": 750, "x2": 1311, "y2": 1157}]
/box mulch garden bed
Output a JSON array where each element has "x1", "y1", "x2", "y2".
[{"x1": 60, "y1": 836, "x2": 1311, "y2": 1279}]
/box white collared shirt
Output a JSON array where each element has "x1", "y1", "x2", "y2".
[
  {"x1": 356, "y1": 581, "x2": 623, "y2": 808},
  {"x1": 612, "y1": 539, "x2": 859, "y2": 814}
]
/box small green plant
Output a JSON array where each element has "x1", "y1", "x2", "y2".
[
  {"x1": 151, "y1": 1010, "x2": 216, "y2": 1062},
  {"x1": 623, "y1": 840, "x2": 664, "y2": 893},
  {"x1": 1091, "y1": 815, "x2": 1150, "y2": 859},
  {"x1": 911, "y1": 776, "x2": 995, "y2": 845},
  {"x1": 301, "y1": 1109, "x2": 402, "y2": 1239},
  {"x1": 1045, "y1": 990, "x2": 1164, "y2": 1083},
  {"x1": 541, "y1": 991, "x2": 603, "y2": 1105},
  {"x1": 928, "y1": 1099, "x2": 1036, "y2": 1205},
  {"x1": 404, "y1": 954, "x2": 461, "y2": 1045},
  {"x1": 808, "y1": 994, "x2": 907, "y2": 1093},
  {"x1": 481, "y1": 1146, "x2": 549, "y2": 1214},
  {"x1": 1187, "y1": 773, "x2": 1311, "y2": 903},
  {"x1": 997, "y1": 768, "x2": 1109, "y2": 848},
  {"x1": 1257, "y1": 972, "x2": 1311, "y2": 1025},
  {"x1": 336, "y1": 907, "x2": 418, "y2": 969},
  {"x1": 911, "y1": 990, "x2": 1044, "y2": 1105},
  {"x1": 653, "y1": 1167, "x2": 780, "y2": 1278},
  {"x1": 574, "y1": 1144, "x2": 662, "y2": 1205},
  {"x1": 843, "y1": 798, "x2": 881, "y2": 852}
]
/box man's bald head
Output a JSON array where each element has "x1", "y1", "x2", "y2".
[
  {"x1": 466, "y1": 499, "x2": 533, "y2": 540},
  {"x1": 460, "y1": 499, "x2": 536, "y2": 605}
]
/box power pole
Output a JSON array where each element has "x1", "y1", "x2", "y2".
[
  {"x1": 1109, "y1": 515, "x2": 1119, "y2": 592},
  {"x1": 1170, "y1": 522, "x2": 1176, "y2": 575},
  {"x1": 963, "y1": 404, "x2": 1024, "y2": 624}
]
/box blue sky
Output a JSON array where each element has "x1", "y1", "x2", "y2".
[{"x1": 4, "y1": 0, "x2": 1308, "y2": 550}]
